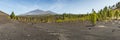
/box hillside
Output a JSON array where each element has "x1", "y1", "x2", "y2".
[
  {"x1": 0, "y1": 11, "x2": 10, "y2": 24},
  {"x1": 0, "y1": 11, "x2": 8, "y2": 16}
]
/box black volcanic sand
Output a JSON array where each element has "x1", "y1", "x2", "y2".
[
  {"x1": 33, "y1": 21, "x2": 120, "y2": 40},
  {"x1": 0, "y1": 22, "x2": 58, "y2": 40},
  {"x1": 1, "y1": 20, "x2": 120, "y2": 40}
]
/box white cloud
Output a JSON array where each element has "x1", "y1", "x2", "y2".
[
  {"x1": 49, "y1": 3, "x2": 64, "y2": 10},
  {"x1": 48, "y1": 0, "x2": 66, "y2": 11}
]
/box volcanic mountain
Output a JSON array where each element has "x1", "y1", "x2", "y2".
[{"x1": 23, "y1": 9, "x2": 57, "y2": 15}]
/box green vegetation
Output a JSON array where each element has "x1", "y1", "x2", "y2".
[
  {"x1": 115, "y1": 9, "x2": 120, "y2": 19},
  {"x1": 10, "y1": 11, "x2": 16, "y2": 19},
  {"x1": 9, "y1": 7, "x2": 120, "y2": 25},
  {"x1": 91, "y1": 9, "x2": 97, "y2": 25},
  {"x1": 9, "y1": 2, "x2": 120, "y2": 25}
]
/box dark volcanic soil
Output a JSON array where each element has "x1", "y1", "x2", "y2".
[
  {"x1": 33, "y1": 21, "x2": 120, "y2": 40},
  {"x1": 0, "y1": 20, "x2": 120, "y2": 40},
  {"x1": 0, "y1": 22, "x2": 58, "y2": 40}
]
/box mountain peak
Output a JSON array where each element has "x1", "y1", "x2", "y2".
[
  {"x1": 30, "y1": 9, "x2": 44, "y2": 12},
  {"x1": 22, "y1": 9, "x2": 57, "y2": 15},
  {"x1": 33, "y1": 9, "x2": 44, "y2": 11}
]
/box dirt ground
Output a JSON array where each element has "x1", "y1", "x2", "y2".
[
  {"x1": 0, "y1": 20, "x2": 120, "y2": 40},
  {"x1": 0, "y1": 22, "x2": 58, "y2": 40},
  {"x1": 33, "y1": 20, "x2": 120, "y2": 40}
]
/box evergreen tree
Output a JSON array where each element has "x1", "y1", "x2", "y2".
[
  {"x1": 109, "y1": 10, "x2": 114, "y2": 19},
  {"x1": 103, "y1": 7, "x2": 108, "y2": 20},
  {"x1": 116, "y1": 2, "x2": 120, "y2": 8},
  {"x1": 115, "y1": 9, "x2": 120, "y2": 19},
  {"x1": 63, "y1": 13, "x2": 67, "y2": 20},
  {"x1": 10, "y1": 11, "x2": 16, "y2": 19},
  {"x1": 91, "y1": 9, "x2": 97, "y2": 25}
]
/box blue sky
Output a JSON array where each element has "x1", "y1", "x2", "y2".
[{"x1": 0, "y1": 0, "x2": 120, "y2": 15}]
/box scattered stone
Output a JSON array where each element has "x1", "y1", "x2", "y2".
[
  {"x1": 115, "y1": 21, "x2": 118, "y2": 23},
  {"x1": 118, "y1": 26, "x2": 120, "y2": 28},
  {"x1": 112, "y1": 29, "x2": 116, "y2": 32},
  {"x1": 86, "y1": 25, "x2": 94, "y2": 27},
  {"x1": 57, "y1": 38, "x2": 60, "y2": 40},
  {"x1": 97, "y1": 25, "x2": 105, "y2": 28},
  {"x1": 88, "y1": 28, "x2": 92, "y2": 30},
  {"x1": 112, "y1": 23, "x2": 115, "y2": 24},
  {"x1": 27, "y1": 34, "x2": 31, "y2": 37}
]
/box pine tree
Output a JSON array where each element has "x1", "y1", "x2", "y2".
[
  {"x1": 91, "y1": 9, "x2": 97, "y2": 25},
  {"x1": 116, "y1": 2, "x2": 120, "y2": 8},
  {"x1": 103, "y1": 6, "x2": 108, "y2": 20},
  {"x1": 115, "y1": 9, "x2": 120, "y2": 19},
  {"x1": 10, "y1": 11, "x2": 16, "y2": 19},
  {"x1": 63, "y1": 13, "x2": 66, "y2": 20}
]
